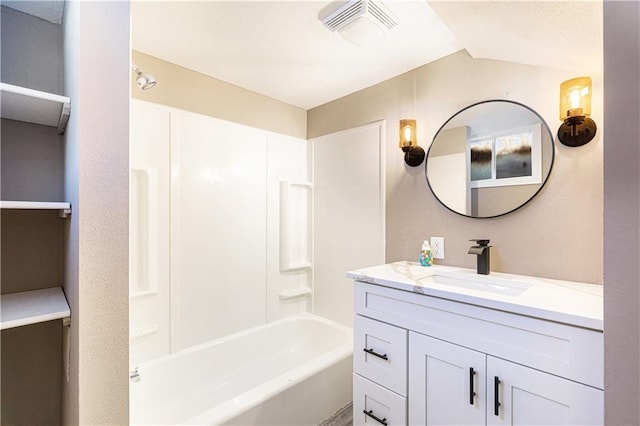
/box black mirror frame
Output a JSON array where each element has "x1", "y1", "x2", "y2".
[{"x1": 425, "y1": 99, "x2": 556, "y2": 219}]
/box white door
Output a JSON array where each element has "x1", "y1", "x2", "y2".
[
  {"x1": 312, "y1": 121, "x2": 385, "y2": 327},
  {"x1": 487, "y1": 356, "x2": 603, "y2": 426},
  {"x1": 408, "y1": 332, "x2": 486, "y2": 426}
]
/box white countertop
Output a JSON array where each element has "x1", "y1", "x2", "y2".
[{"x1": 346, "y1": 261, "x2": 603, "y2": 331}]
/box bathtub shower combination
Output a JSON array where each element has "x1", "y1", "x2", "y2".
[
  {"x1": 129, "y1": 101, "x2": 389, "y2": 425},
  {"x1": 130, "y1": 314, "x2": 352, "y2": 425}
]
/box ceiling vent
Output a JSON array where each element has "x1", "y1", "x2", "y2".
[{"x1": 319, "y1": 0, "x2": 398, "y2": 46}]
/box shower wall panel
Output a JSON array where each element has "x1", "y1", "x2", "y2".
[
  {"x1": 172, "y1": 111, "x2": 268, "y2": 350},
  {"x1": 312, "y1": 121, "x2": 386, "y2": 328},
  {"x1": 131, "y1": 101, "x2": 311, "y2": 360},
  {"x1": 266, "y1": 134, "x2": 312, "y2": 322},
  {"x1": 130, "y1": 101, "x2": 171, "y2": 365}
]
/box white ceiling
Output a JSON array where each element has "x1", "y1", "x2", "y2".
[
  {"x1": 5, "y1": 0, "x2": 603, "y2": 110},
  {"x1": 131, "y1": 0, "x2": 465, "y2": 109},
  {"x1": 428, "y1": 1, "x2": 603, "y2": 74},
  {"x1": 131, "y1": 0, "x2": 602, "y2": 110}
]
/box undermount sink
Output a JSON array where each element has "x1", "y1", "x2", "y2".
[{"x1": 418, "y1": 271, "x2": 532, "y2": 296}]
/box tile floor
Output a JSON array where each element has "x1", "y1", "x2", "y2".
[{"x1": 319, "y1": 403, "x2": 353, "y2": 426}]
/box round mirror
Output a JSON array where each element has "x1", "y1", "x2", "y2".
[{"x1": 426, "y1": 100, "x2": 554, "y2": 218}]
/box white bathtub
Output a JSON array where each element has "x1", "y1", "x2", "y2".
[{"x1": 130, "y1": 313, "x2": 353, "y2": 425}]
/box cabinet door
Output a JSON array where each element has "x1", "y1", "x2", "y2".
[
  {"x1": 353, "y1": 373, "x2": 407, "y2": 426},
  {"x1": 408, "y1": 332, "x2": 485, "y2": 426},
  {"x1": 487, "y1": 356, "x2": 603, "y2": 426}
]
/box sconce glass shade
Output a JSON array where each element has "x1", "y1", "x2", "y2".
[
  {"x1": 399, "y1": 119, "x2": 417, "y2": 149},
  {"x1": 558, "y1": 76, "x2": 597, "y2": 147},
  {"x1": 399, "y1": 119, "x2": 425, "y2": 166},
  {"x1": 559, "y1": 77, "x2": 592, "y2": 120}
]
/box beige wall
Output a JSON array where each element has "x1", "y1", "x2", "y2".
[
  {"x1": 603, "y1": 1, "x2": 640, "y2": 424},
  {"x1": 63, "y1": 1, "x2": 130, "y2": 424},
  {"x1": 309, "y1": 50, "x2": 604, "y2": 284},
  {"x1": 131, "y1": 51, "x2": 307, "y2": 139}
]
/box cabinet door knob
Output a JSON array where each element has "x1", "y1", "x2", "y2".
[
  {"x1": 494, "y1": 376, "x2": 501, "y2": 416},
  {"x1": 469, "y1": 367, "x2": 476, "y2": 405},
  {"x1": 363, "y1": 347, "x2": 388, "y2": 360},
  {"x1": 363, "y1": 409, "x2": 388, "y2": 426}
]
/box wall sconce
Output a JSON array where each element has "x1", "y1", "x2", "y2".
[
  {"x1": 399, "y1": 119, "x2": 425, "y2": 166},
  {"x1": 558, "y1": 76, "x2": 597, "y2": 147}
]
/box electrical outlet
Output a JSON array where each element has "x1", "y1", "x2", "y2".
[{"x1": 431, "y1": 236, "x2": 445, "y2": 259}]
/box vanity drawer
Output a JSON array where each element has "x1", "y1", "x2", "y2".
[
  {"x1": 354, "y1": 281, "x2": 603, "y2": 389},
  {"x1": 354, "y1": 315, "x2": 407, "y2": 396},
  {"x1": 353, "y1": 373, "x2": 407, "y2": 426}
]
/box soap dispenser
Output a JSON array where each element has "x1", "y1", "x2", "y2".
[{"x1": 419, "y1": 240, "x2": 433, "y2": 266}]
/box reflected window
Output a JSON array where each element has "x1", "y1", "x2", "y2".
[{"x1": 468, "y1": 124, "x2": 541, "y2": 188}]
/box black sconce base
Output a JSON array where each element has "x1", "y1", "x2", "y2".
[
  {"x1": 403, "y1": 146, "x2": 425, "y2": 167},
  {"x1": 558, "y1": 117, "x2": 597, "y2": 147}
]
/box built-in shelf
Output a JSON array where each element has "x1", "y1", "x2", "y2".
[
  {"x1": 280, "y1": 262, "x2": 312, "y2": 273},
  {"x1": 278, "y1": 288, "x2": 312, "y2": 300},
  {"x1": 1, "y1": 287, "x2": 70, "y2": 330},
  {"x1": 0, "y1": 201, "x2": 71, "y2": 218},
  {"x1": 1, "y1": 82, "x2": 71, "y2": 134}
]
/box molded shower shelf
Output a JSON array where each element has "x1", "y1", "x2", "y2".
[
  {"x1": 1, "y1": 82, "x2": 71, "y2": 134},
  {"x1": 278, "y1": 288, "x2": 312, "y2": 300},
  {"x1": 1, "y1": 287, "x2": 70, "y2": 330},
  {"x1": 0, "y1": 201, "x2": 71, "y2": 218},
  {"x1": 280, "y1": 262, "x2": 312, "y2": 272}
]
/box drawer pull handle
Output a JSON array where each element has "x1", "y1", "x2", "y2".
[
  {"x1": 363, "y1": 348, "x2": 388, "y2": 360},
  {"x1": 494, "y1": 376, "x2": 501, "y2": 416},
  {"x1": 363, "y1": 409, "x2": 388, "y2": 426},
  {"x1": 469, "y1": 367, "x2": 476, "y2": 405}
]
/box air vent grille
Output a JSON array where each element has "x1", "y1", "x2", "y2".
[
  {"x1": 324, "y1": 1, "x2": 365, "y2": 31},
  {"x1": 320, "y1": 0, "x2": 397, "y2": 32},
  {"x1": 368, "y1": 1, "x2": 396, "y2": 30}
]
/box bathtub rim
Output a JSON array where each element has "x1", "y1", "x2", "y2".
[
  {"x1": 130, "y1": 312, "x2": 352, "y2": 370},
  {"x1": 130, "y1": 312, "x2": 353, "y2": 425}
]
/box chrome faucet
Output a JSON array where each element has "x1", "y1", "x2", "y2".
[{"x1": 468, "y1": 239, "x2": 491, "y2": 275}]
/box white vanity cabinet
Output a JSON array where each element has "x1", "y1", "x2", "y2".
[
  {"x1": 349, "y1": 263, "x2": 604, "y2": 426},
  {"x1": 409, "y1": 333, "x2": 603, "y2": 426}
]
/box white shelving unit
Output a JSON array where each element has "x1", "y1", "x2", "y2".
[
  {"x1": 1, "y1": 287, "x2": 70, "y2": 330},
  {"x1": 0, "y1": 82, "x2": 71, "y2": 134},
  {"x1": 2, "y1": 18, "x2": 74, "y2": 423},
  {"x1": 0, "y1": 83, "x2": 72, "y2": 216},
  {"x1": 0, "y1": 200, "x2": 71, "y2": 217},
  {"x1": 1, "y1": 81, "x2": 73, "y2": 377}
]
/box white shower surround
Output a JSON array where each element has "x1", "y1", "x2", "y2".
[
  {"x1": 130, "y1": 100, "x2": 313, "y2": 363},
  {"x1": 130, "y1": 101, "x2": 385, "y2": 424},
  {"x1": 130, "y1": 313, "x2": 353, "y2": 425}
]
